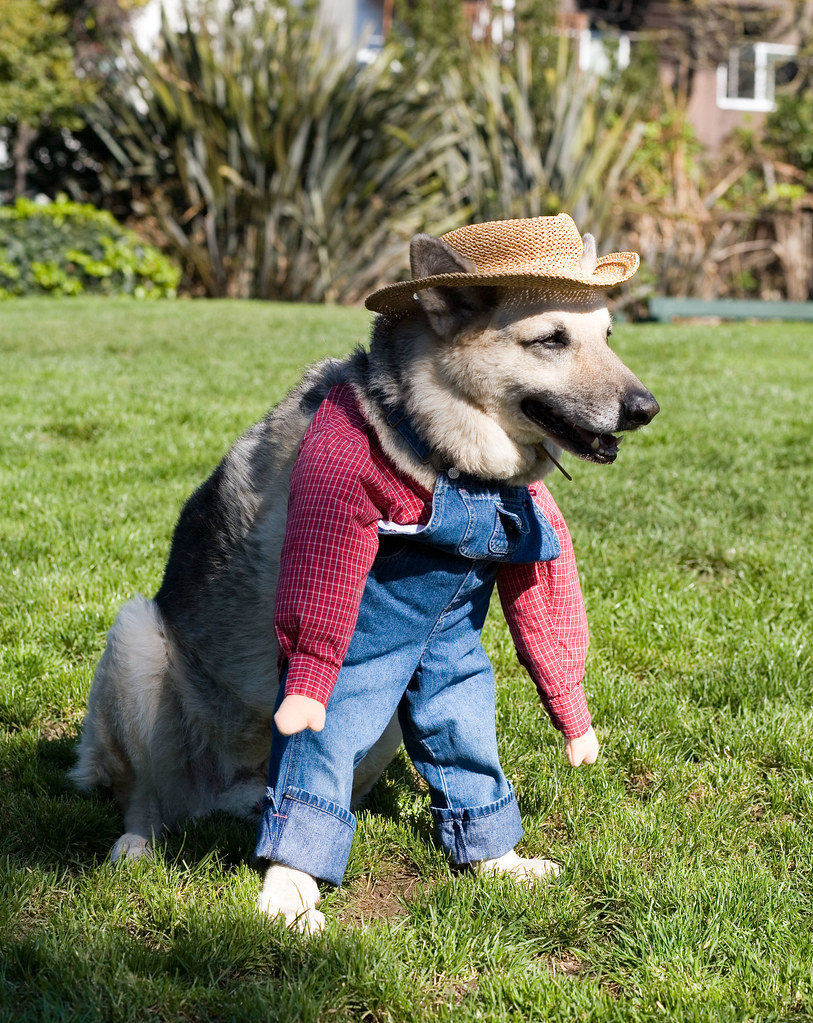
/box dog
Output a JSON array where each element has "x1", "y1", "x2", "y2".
[{"x1": 72, "y1": 215, "x2": 658, "y2": 930}]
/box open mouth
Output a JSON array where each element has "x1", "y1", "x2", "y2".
[{"x1": 521, "y1": 398, "x2": 621, "y2": 464}]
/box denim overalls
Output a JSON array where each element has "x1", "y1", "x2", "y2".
[{"x1": 254, "y1": 409, "x2": 561, "y2": 885}]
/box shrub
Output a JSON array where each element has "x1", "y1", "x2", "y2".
[
  {"x1": 0, "y1": 195, "x2": 181, "y2": 298},
  {"x1": 86, "y1": 0, "x2": 647, "y2": 302},
  {"x1": 443, "y1": 36, "x2": 647, "y2": 242},
  {"x1": 618, "y1": 94, "x2": 813, "y2": 303},
  {"x1": 86, "y1": 2, "x2": 461, "y2": 303},
  {"x1": 764, "y1": 93, "x2": 813, "y2": 179}
]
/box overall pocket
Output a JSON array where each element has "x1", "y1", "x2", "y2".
[{"x1": 488, "y1": 503, "x2": 526, "y2": 557}]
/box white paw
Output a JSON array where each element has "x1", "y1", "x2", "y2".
[
  {"x1": 111, "y1": 833, "x2": 153, "y2": 862},
  {"x1": 474, "y1": 848, "x2": 560, "y2": 883},
  {"x1": 257, "y1": 863, "x2": 324, "y2": 933}
]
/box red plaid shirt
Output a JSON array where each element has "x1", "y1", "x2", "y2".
[{"x1": 275, "y1": 384, "x2": 591, "y2": 738}]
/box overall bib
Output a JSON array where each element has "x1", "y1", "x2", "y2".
[{"x1": 255, "y1": 412, "x2": 561, "y2": 885}]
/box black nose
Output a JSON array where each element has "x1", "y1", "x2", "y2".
[{"x1": 621, "y1": 389, "x2": 659, "y2": 428}]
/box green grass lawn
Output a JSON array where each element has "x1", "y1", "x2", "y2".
[{"x1": 1, "y1": 297, "x2": 812, "y2": 1022}]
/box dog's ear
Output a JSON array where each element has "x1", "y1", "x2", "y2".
[
  {"x1": 410, "y1": 234, "x2": 477, "y2": 279},
  {"x1": 410, "y1": 234, "x2": 497, "y2": 337}
]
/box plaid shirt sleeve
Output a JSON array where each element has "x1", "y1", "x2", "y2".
[
  {"x1": 496, "y1": 481, "x2": 591, "y2": 738},
  {"x1": 274, "y1": 428, "x2": 383, "y2": 706},
  {"x1": 274, "y1": 385, "x2": 431, "y2": 708}
]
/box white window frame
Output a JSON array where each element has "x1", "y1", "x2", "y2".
[{"x1": 716, "y1": 41, "x2": 797, "y2": 112}]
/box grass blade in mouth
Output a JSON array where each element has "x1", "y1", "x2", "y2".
[{"x1": 540, "y1": 444, "x2": 573, "y2": 481}]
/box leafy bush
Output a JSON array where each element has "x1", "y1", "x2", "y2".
[
  {"x1": 443, "y1": 36, "x2": 647, "y2": 242},
  {"x1": 764, "y1": 93, "x2": 813, "y2": 179},
  {"x1": 618, "y1": 91, "x2": 813, "y2": 303},
  {"x1": 0, "y1": 195, "x2": 181, "y2": 298}
]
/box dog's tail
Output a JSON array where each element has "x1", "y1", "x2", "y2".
[{"x1": 70, "y1": 595, "x2": 170, "y2": 794}]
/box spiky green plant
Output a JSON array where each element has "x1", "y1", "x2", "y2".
[
  {"x1": 88, "y1": 3, "x2": 651, "y2": 300},
  {"x1": 443, "y1": 36, "x2": 647, "y2": 245},
  {"x1": 90, "y1": 1, "x2": 463, "y2": 301}
]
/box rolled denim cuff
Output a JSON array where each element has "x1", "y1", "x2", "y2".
[
  {"x1": 430, "y1": 783, "x2": 523, "y2": 866},
  {"x1": 254, "y1": 786, "x2": 356, "y2": 886}
]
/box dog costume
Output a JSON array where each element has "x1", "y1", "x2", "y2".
[
  {"x1": 255, "y1": 215, "x2": 640, "y2": 885},
  {"x1": 254, "y1": 384, "x2": 589, "y2": 884}
]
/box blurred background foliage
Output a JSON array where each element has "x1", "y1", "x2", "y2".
[
  {"x1": 86, "y1": 2, "x2": 467, "y2": 302},
  {"x1": 1, "y1": 0, "x2": 812, "y2": 304}
]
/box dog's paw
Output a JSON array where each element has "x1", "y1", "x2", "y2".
[
  {"x1": 474, "y1": 849, "x2": 560, "y2": 884},
  {"x1": 256, "y1": 888, "x2": 325, "y2": 933},
  {"x1": 111, "y1": 833, "x2": 153, "y2": 862},
  {"x1": 257, "y1": 863, "x2": 324, "y2": 933}
]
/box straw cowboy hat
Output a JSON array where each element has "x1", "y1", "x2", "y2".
[{"x1": 365, "y1": 213, "x2": 640, "y2": 315}]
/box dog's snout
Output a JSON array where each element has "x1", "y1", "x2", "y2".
[{"x1": 621, "y1": 389, "x2": 659, "y2": 428}]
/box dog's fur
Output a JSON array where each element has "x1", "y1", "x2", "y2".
[{"x1": 72, "y1": 232, "x2": 658, "y2": 877}]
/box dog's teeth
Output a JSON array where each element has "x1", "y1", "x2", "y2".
[{"x1": 590, "y1": 436, "x2": 600, "y2": 450}]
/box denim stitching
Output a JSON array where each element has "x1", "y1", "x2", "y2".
[
  {"x1": 283, "y1": 794, "x2": 356, "y2": 829},
  {"x1": 456, "y1": 488, "x2": 479, "y2": 557},
  {"x1": 430, "y1": 783, "x2": 517, "y2": 822},
  {"x1": 404, "y1": 559, "x2": 498, "y2": 810},
  {"x1": 275, "y1": 724, "x2": 303, "y2": 801},
  {"x1": 410, "y1": 727, "x2": 453, "y2": 809}
]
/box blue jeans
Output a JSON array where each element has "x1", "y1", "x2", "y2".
[{"x1": 254, "y1": 537, "x2": 524, "y2": 885}]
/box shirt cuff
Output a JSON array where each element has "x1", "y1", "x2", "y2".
[
  {"x1": 542, "y1": 686, "x2": 592, "y2": 739},
  {"x1": 281, "y1": 653, "x2": 340, "y2": 707}
]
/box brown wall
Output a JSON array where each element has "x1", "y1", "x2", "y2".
[{"x1": 686, "y1": 68, "x2": 767, "y2": 150}]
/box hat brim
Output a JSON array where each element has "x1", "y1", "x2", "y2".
[{"x1": 365, "y1": 251, "x2": 640, "y2": 314}]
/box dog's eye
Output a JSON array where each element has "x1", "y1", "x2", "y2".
[{"x1": 523, "y1": 327, "x2": 569, "y2": 349}]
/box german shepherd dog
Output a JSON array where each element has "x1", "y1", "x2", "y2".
[{"x1": 72, "y1": 225, "x2": 658, "y2": 928}]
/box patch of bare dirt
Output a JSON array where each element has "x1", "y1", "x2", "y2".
[
  {"x1": 339, "y1": 868, "x2": 423, "y2": 926},
  {"x1": 549, "y1": 953, "x2": 585, "y2": 976},
  {"x1": 624, "y1": 760, "x2": 655, "y2": 798}
]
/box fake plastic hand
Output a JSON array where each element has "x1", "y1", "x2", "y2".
[
  {"x1": 564, "y1": 725, "x2": 599, "y2": 767},
  {"x1": 274, "y1": 694, "x2": 326, "y2": 736}
]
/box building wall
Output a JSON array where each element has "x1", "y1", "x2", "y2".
[
  {"x1": 686, "y1": 68, "x2": 760, "y2": 150},
  {"x1": 132, "y1": 0, "x2": 385, "y2": 55}
]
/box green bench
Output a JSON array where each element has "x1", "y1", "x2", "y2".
[{"x1": 648, "y1": 296, "x2": 813, "y2": 323}]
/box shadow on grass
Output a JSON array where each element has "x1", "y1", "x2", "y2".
[
  {"x1": 2, "y1": 733, "x2": 258, "y2": 875},
  {"x1": 3, "y1": 901, "x2": 418, "y2": 1023},
  {"x1": 363, "y1": 749, "x2": 434, "y2": 843},
  {"x1": 4, "y1": 732, "x2": 435, "y2": 879}
]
